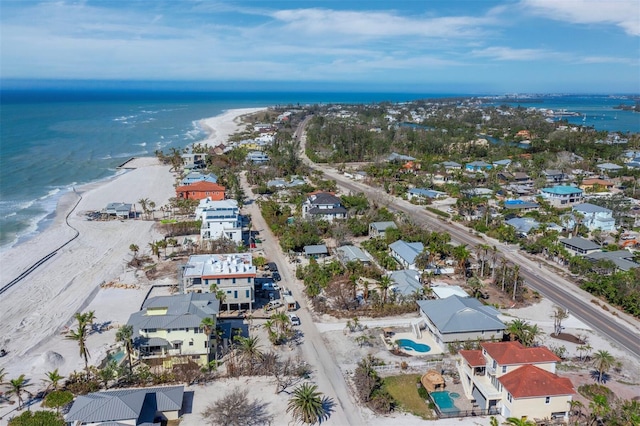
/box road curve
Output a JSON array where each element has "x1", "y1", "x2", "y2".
[{"x1": 295, "y1": 116, "x2": 640, "y2": 360}]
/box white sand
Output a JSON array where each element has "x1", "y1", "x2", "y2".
[
  {"x1": 198, "y1": 108, "x2": 267, "y2": 146},
  {"x1": 0, "y1": 108, "x2": 265, "y2": 404}
]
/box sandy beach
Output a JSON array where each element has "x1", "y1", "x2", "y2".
[{"x1": 0, "y1": 108, "x2": 265, "y2": 398}]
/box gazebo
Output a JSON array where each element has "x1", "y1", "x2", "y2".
[{"x1": 421, "y1": 370, "x2": 445, "y2": 392}]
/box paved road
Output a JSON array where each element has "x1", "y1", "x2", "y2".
[
  {"x1": 295, "y1": 116, "x2": 640, "y2": 360},
  {"x1": 240, "y1": 171, "x2": 363, "y2": 426}
]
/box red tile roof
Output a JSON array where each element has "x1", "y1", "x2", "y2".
[
  {"x1": 459, "y1": 350, "x2": 486, "y2": 367},
  {"x1": 481, "y1": 341, "x2": 560, "y2": 365},
  {"x1": 176, "y1": 181, "x2": 225, "y2": 192},
  {"x1": 499, "y1": 365, "x2": 574, "y2": 398}
]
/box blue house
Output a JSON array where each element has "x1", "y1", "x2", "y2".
[
  {"x1": 389, "y1": 240, "x2": 424, "y2": 269},
  {"x1": 465, "y1": 161, "x2": 492, "y2": 172},
  {"x1": 407, "y1": 188, "x2": 446, "y2": 201},
  {"x1": 539, "y1": 186, "x2": 583, "y2": 208},
  {"x1": 572, "y1": 203, "x2": 616, "y2": 231},
  {"x1": 181, "y1": 171, "x2": 218, "y2": 186}
]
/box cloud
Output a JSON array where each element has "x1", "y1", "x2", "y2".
[
  {"x1": 522, "y1": 0, "x2": 640, "y2": 36},
  {"x1": 470, "y1": 46, "x2": 551, "y2": 61},
  {"x1": 270, "y1": 8, "x2": 495, "y2": 39}
]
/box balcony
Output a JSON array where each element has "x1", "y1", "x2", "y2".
[{"x1": 487, "y1": 365, "x2": 496, "y2": 375}]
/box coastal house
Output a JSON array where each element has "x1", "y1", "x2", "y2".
[
  {"x1": 431, "y1": 285, "x2": 469, "y2": 299},
  {"x1": 175, "y1": 181, "x2": 225, "y2": 201},
  {"x1": 336, "y1": 245, "x2": 370, "y2": 264},
  {"x1": 539, "y1": 186, "x2": 584, "y2": 208},
  {"x1": 465, "y1": 161, "x2": 492, "y2": 172},
  {"x1": 585, "y1": 250, "x2": 640, "y2": 272},
  {"x1": 303, "y1": 244, "x2": 329, "y2": 258},
  {"x1": 389, "y1": 270, "x2": 422, "y2": 297},
  {"x1": 573, "y1": 203, "x2": 616, "y2": 231},
  {"x1": 302, "y1": 192, "x2": 347, "y2": 222},
  {"x1": 441, "y1": 161, "x2": 462, "y2": 170},
  {"x1": 560, "y1": 237, "x2": 601, "y2": 256},
  {"x1": 198, "y1": 199, "x2": 242, "y2": 243},
  {"x1": 458, "y1": 341, "x2": 574, "y2": 421},
  {"x1": 492, "y1": 159, "x2": 512, "y2": 168},
  {"x1": 387, "y1": 152, "x2": 416, "y2": 162},
  {"x1": 407, "y1": 188, "x2": 447, "y2": 202},
  {"x1": 182, "y1": 153, "x2": 207, "y2": 170},
  {"x1": 596, "y1": 163, "x2": 624, "y2": 175},
  {"x1": 105, "y1": 202, "x2": 134, "y2": 219},
  {"x1": 65, "y1": 386, "x2": 185, "y2": 425},
  {"x1": 579, "y1": 178, "x2": 614, "y2": 192},
  {"x1": 246, "y1": 151, "x2": 270, "y2": 164},
  {"x1": 181, "y1": 171, "x2": 218, "y2": 186},
  {"x1": 542, "y1": 170, "x2": 567, "y2": 184},
  {"x1": 369, "y1": 221, "x2": 397, "y2": 238},
  {"x1": 181, "y1": 253, "x2": 255, "y2": 311},
  {"x1": 389, "y1": 240, "x2": 424, "y2": 269},
  {"x1": 505, "y1": 217, "x2": 541, "y2": 236},
  {"x1": 502, "y1": 199, "x2": 540, "y2": 213},
  {"x1": 126, "y1": 293, "x2": 219, "y2": 367},
  {"x1": 416, "y1": 296, "x2": 505, "y2": 350}
]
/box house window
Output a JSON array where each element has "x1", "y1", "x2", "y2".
[
  {"x1": 507, "y1": 393, "x2": 513, "y2": 403},
  {"x1": 545, "y1": 396, "x2": 551, "y2": 404},
  {"x1": 189, "y1": 341, "x2": 194, "y2": 346},
  {"x1": 232, "y1": 278, "x2": 236, "y2": 284},
  {"x1": 246, "y1": 290, "x2": 250, "y2": 298},
  {"x1": 194, "y1": 328, "x2": 201, "y2": 334},
  {"x1": 234, "y1": 290, "x2": 238, "y2": 298},
  {"x1": 502, "y1": 366, "x2": 507, "y2": 373}
]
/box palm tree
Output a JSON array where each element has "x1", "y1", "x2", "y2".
[
  {"x1": 506, "y1": 319, "x2": 528, "y2": 342},
  {"x1": 137, "y1": 197, "x2": 149, "y2": 219},
  {"x1": 200, "y1": 317, "x2": 216, "y2": 366},
  {"x1": 476, "y1": 244, "x2": 490, "y2": 277},
  {"x1": 592, "y1": 350, "x2": 615, "y2": 383},
  {"x1": 287, "y1": 382, "x2": 330, "y2": 425},
  {"x1": 129, "y1": 243, "x2": 139, "y2": 259},
  {"x1": 66, "y1": 311, "x2": 95, "y2": 377},
  {"x1": 521, "y1": 323, "x2": 544, "y2": 347},
  {"x1": 7, "y1": 375, "x2": 31, "y2": 410},
  {"x1": 503, "y1": 417, "x2": 535, "y2": 426},
  {"x1": 378, "y1": 275, "x2": 392, "y2": 306},
  {"x1": 552, "y1": 306, "x2": 568, "y2": 336},
  {"x1": 236, "y1": 336, "x2": 263, "y2": 373},
  {"x1": 466, "y1": 276, "x2": 485, "y2": 299},
  {"x1": 452, "y1": 244, "x2": 471, "y2": 278},
  {"x1": 209, "y1": 284, "x2": 227, "y2": 310},
  {"x1": 115, "y1": 325, "x2": 134, "y2": 375},
  {"x1": 43, "y1": 369, "x2": 65, "y2": 392},
  {"x1": 148, "y1": 241, "x2": 160, "y2": 260},
  {"x1": 511, "y1": 264, "x2": 520, "y2": 301}
]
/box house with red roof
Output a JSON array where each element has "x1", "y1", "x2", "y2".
[
  {"x1": 176, "y1": 181, "x2": 225, "y2": 201},
  {"x1": 458, "y1": 341, "x2": 574, "y2": 422}
]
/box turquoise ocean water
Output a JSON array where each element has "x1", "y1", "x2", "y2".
[{"x1": 0, "y1": 89, "x2": 638, "y2": 250}]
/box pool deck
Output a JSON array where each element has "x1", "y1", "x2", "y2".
[
  {"x1": 386, "y1": 331, "x2": 443, "y2": 356},
  {"x1": 431, "y1": 381, "x2": 475, "y2": 413}
]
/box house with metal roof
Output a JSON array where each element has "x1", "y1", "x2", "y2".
[
  {"x1": 127, "y1": 293, "x2": 219, "y2": 368},
  {"x1": 387, "y1": 152, "x2": 416, "y2": 162},
  {"x1": 246, "y1": 151, "x2": 270, "y2": 164},
  {"x1": 441, "y1": 161, "x2": 462, "y2": 170},
  {"x1": 407, "y1": 188, "x2": 447, "y2": 202},
  {"x1": 416, "y1": 295, "x2": 505, "y2": 350},
  {"x1": 492, "y1": 159, "x2": 512, "y2": 168},
  {"x1": 505, "y1": 217, "x2": 540, "y2": 236},
  {"x1": 105, "y1": 202, "x2": 134, "y2": 219},
  {"x1": 539, "y1": 185, "x2": 583, "y2": 208},
  {"x1": 542, "y1": 169, "x2": 568, "y2": 184},
  {"x1": 585, "y1": 250, "x2": 639, "y2": 271},
  {"x1": 180, "y1": 171, "x2": 218, "y2": 186},
  {"x1": 572, "y1": 203, "x2": 616, "y2": 231},
  {"x1": 431, "y1": 285, "x2": 469, "y2": 299},
  {"x1": 389, "y1": 270, "x2": 422, "y2": 296},
  {"x1": 303, "y1": 244, "x2": 329, "y2": 258},
  {"x1": 465, "y1": 161, "x2": 492, "y2": 172},
  {"x1": 502, "y1": 199, "x2": 540, "y2": 212},
  {"x1": 65, "y1": 386, "x2": 185, "y2": 425},
  {"x1": 457, "y1": 341, "x2": 574, "y2": 421},
  {"x1": 336, "y1": 245, "x2": 370, "y2": 264},
  {"x1": 195, "y1": 199, "x2": 242, "y2": 243},
  {"x1": 181, "y1": 253, "x2": 255, "y2": 310},
  {"x1": 559, "y1": 237, "x2": 601, "y2": 256},
  {"x1": 389, "y1": 240, "x2": 424, "y2": 269},
  {"x1": 596, "y1": 162, "x2": 624, "y2": 173},
  {"x1": 369, "y1": 221, "x2": 397, "y2": 238},
  {"x1": 302, "y1": 192, "x2": 347, "y2": 222}
]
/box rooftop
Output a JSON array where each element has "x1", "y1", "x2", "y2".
[
  {"x1": 499, "y1": 365, "x2": 574, "y2": 398},
  {"x1": 541, "y1": 185, "x2": 583, "y2": 195},
  {"x1": 417, "y1": 295, "x2": 505, "y2": 334},
  {"x1": 481, "y1": 341, "x2": 560, "y2": 365}
]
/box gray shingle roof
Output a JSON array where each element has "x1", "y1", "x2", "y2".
[
  {"x1": 66, "y1": 386, "x2": 184, "y2": 424},
  {"x1": 390, "y1": 270, "x2": 422, "y2": 296},
  {"x1": 304, "y1": 244, "x2": 328, "y2": 255},
  {"x1": 337, "y1": 245, "x2": 369, "y2": 263},
  {"x1": 586, "y1": 251, "x2": 639, "y2": 271},
  {"x1": 560, "y1": 237, "x2": 601, "y2": 252},
  {"x1": 417, "y1": 295, "x2": 505, "y2": 334},
  {"x1": 369, "y1": 221, "x2": 397, "y2": 232}
]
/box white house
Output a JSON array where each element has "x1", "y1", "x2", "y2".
[
  {"x1": 181, "y1": 253, "x2": 256, "y2": 311},
  {"x1": 539, "y1": 186, "x2": 584, "y2": 208},
  {"x1": 572, "y1": 203, "x2": 616, "y2": 231},
  {"x1": 197, "y1": 199, "x2": 242, "y2": 243}
]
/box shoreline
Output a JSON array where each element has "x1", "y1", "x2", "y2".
[{"x1": 0, "y1": 107, "x2": 269, "y2": 398}]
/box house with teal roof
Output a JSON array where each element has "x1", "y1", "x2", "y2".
[{"x1": 539, "y1": 185, "x2": 583, "y2": 208}]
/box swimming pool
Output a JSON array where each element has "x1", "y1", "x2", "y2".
[
  {"x1": 108, "y1": 350, "x2": 126, "y2": 364},
  {"x1": 430, "y1": 391, "x2": 460, "y2": 413},
  {"x1": 396, "y1": 339, "x2": 431, "y2": 353}
]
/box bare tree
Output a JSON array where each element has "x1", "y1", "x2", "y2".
[{"x1": 201, "y1": 387, "x2": 273, "y2": 426}]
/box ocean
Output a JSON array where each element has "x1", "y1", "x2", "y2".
[{"x1": 0, "y1": 89, "x2": 638, "y2": 250}]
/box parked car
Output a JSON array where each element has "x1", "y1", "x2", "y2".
[
  {"x1": 272, "y1": 271, "x2": 281, "y2": 281},
  {"x1": 288, "y1": 313, "x2": 301, "y2": 326},
  {"x1": 266, "y1": 262, "x2": 278, "y2": 272},
  {"x1": 266, "y1": 300, "x2": 282, "y2": 311}
]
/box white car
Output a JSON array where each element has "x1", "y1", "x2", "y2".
[{"x1": 288, "y1": 313, "x2": 301, "y2": 326}]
